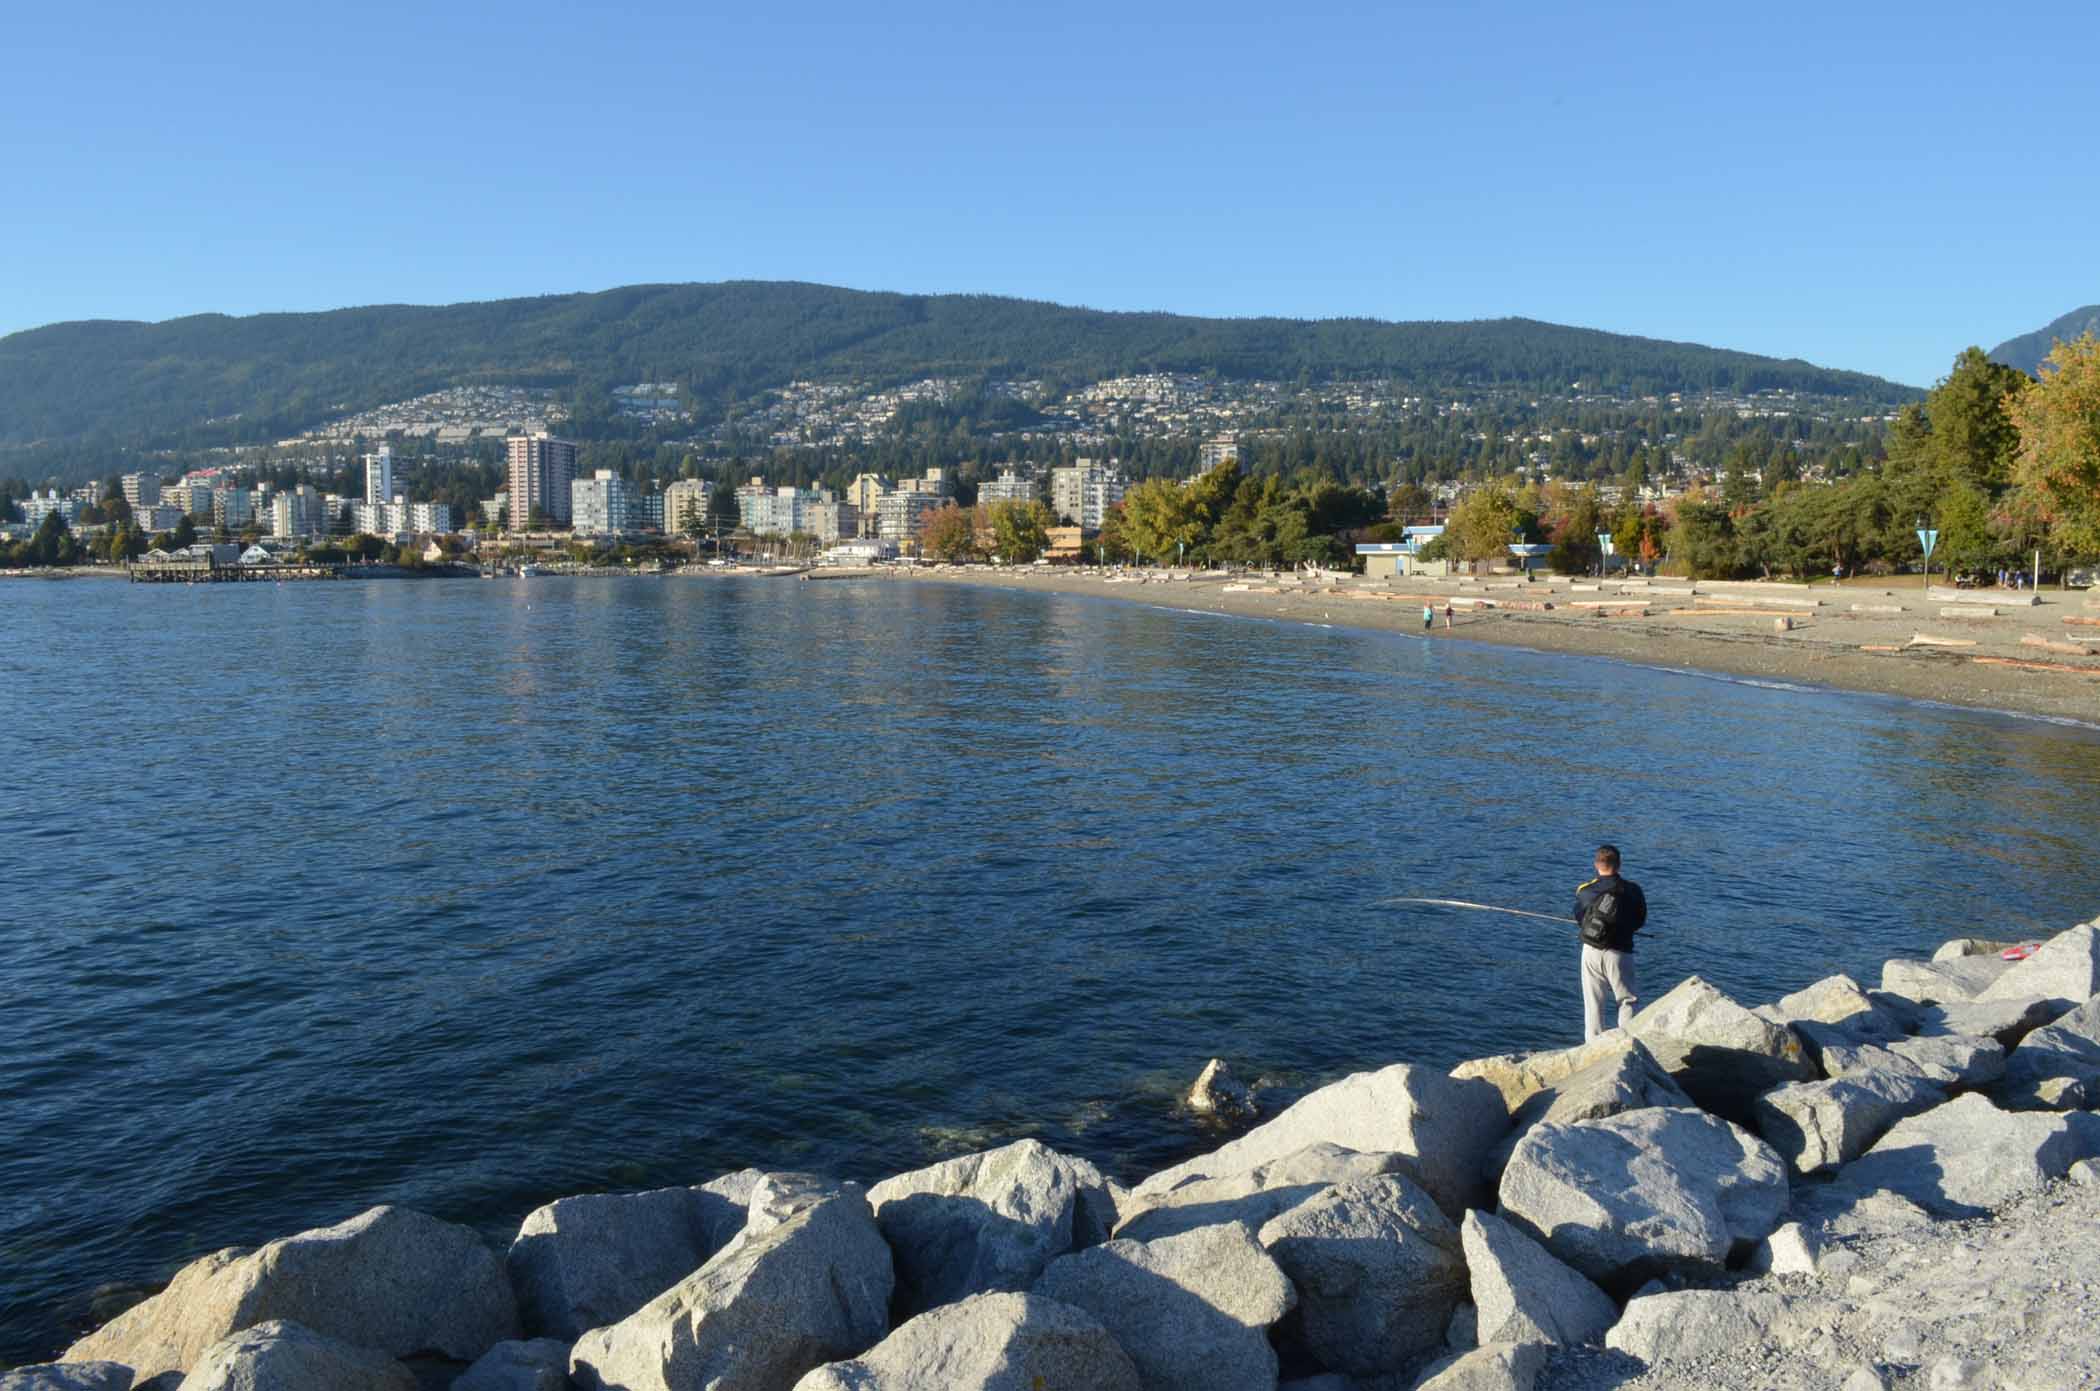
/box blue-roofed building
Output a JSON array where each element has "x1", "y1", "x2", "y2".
[{"x1": 1356, "y1": 525, "x2": 1448, "y2": 578}]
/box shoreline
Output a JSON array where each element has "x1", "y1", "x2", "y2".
[
  {"x1": 28, "y1": 916, "x2": 2100, "y2": 1388},
  {"x1": 887, "y1": 565, "x2": 2100, "y2": 729}
]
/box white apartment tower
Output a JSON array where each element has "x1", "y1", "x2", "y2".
[{"x1": 364, "y1": 448, "x2": 395, "y2": 505}]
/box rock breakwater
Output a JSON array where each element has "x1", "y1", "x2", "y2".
[{"x1": 13, "y1": 917, "x2": 2100, "y2": 1391}]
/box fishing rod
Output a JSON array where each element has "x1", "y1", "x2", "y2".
[{"x1": 1378, "y1": 897, "x2": 1567, "y2": 925}]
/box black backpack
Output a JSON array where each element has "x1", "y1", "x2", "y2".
[{"x1": 1579, "y1": 890, "x2": 1619, "y2": 947}]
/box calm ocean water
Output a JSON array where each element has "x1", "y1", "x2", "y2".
[{"x1": 3, "y1": 575, "x2": 2097, "y2": 1362}]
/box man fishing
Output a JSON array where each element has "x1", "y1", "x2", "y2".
[{"x1": 1575, "y1": 844, "x2": 1647, "y2": 1040}]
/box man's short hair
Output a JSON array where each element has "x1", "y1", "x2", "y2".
[{"x1": 1596, "y1": 844, "x2": 1621, "y2": 872}]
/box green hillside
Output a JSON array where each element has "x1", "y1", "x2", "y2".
[
  {"x1": 0, "y1": 280, "x2": 1915, "y2": 459},
  {"x1": 1990, "y1": 304, "x2": 2100, "y2": 376}
]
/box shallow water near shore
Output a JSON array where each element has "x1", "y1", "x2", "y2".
[{"x1": 3, "y1": 576, "x2": 2098, "y2": 1363}]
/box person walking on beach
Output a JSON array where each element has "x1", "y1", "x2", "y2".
[
  {"x1": 1422, "y1": 603, "x2": 1434, "y2": 632},
  {"x1": 1575, "y1": 844, "x2": 1647, "y2": 1040},
  {"x1": 1442, "y1": 601, "x2": 1455, "y2": 631}
]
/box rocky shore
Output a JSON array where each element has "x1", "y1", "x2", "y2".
[{"x1": 11, "y1": 920, "x2": 2100, "y2": 1391}]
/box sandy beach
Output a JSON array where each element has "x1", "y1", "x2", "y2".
[{"x1": 876, "y1": 565, "x2": 2100, "y2": 727}]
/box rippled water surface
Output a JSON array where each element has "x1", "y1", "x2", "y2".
[{"x1": 3, "y1": 575, "x2": 2097, "y2": 1361}]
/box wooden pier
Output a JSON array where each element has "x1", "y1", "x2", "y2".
[{"x1": 128, "y1": 559, "x2": 345, "y2": 583}]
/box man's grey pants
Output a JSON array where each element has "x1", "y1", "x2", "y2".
[{"x1": 1582, "y1": 944, "x2": 1638, "y2": 1040}]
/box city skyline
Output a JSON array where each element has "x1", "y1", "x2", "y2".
[{"x1": 6, "y1": 2, "x2": 2097, "y2": 387}]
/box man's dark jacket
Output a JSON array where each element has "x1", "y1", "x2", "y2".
[{"x1": 1574, "y1": 873, "x2": 1647, "y2": 952}]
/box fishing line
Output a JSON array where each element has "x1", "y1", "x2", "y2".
[{"x1": 1377, "y1": 897, "x2": 1567, "y2": 925}]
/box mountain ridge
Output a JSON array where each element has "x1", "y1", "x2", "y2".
[
  {"x1": 1990, "y1": 304, "x2": 2100, "y2": 376},
  {"x1": 0, "y1": 280, "x2": 1919, "y2": 460}
]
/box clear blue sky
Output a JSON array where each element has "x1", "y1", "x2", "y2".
[{"x1": 5, "y1": 0, "x2": 2094, "y2": 386}]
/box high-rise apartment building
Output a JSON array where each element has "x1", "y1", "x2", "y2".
[
  {"x1": 364, "y1": 448, "x2": 395, "y2": 505},
  {"x1": 876, "y1": 491, "x2": 944, "y2": 546},
  {"x1": 121, "y1": 473, "x2": 161, "y2": 510},
  {"x1": 1050, "y1": 460, "x2": 1126, "y2": 529},
  {"x1": 571, "y1": 470, "x2": 642, "y2": 536},
  {"x1": 213, "y1": 488, "x2": 255, "y2": 529},
  {"x1": 270, "y1": 485, "x2": 321, "y2": 540},
  {"x1": 506, "y1": 434, "x2": 577, "y2": 529}
]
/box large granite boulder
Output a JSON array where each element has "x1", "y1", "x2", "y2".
[
  {"x1": 1880, "y1": 956, "x2": 2011, "y2": 1005},
  {"x1": 0, "y1": 1365, "x2": 134, "y2": 1391},
  {"x1": 174, "y1": 1321, "x2": 415, "y2": 1391},
  {"x1": 568, "y1": 1174, "x2": 894, "y2": 1391},
  {"x1": 1978, "y1": 925, "x2": 2100, "y2": 1010},
  {"x1": 1460, "y1": 1209, "x2": 1616, "y2": 1348},
  {"x1": 454, "y1": 1339, "x2": 574, "y2": 1391},
  {"x1": 792, "y1": 1293, "x2": 1140, "y2": 1391},
  {"x1": 1410, "y1": 1341, "x2": 1552, "y2": 1391},
  {"x1": 64, "y1": 1207, "x2": 518, "y2": 1381},
  {"x1": 1623, "y1": 978, "x2": 1818, "y2": 1124},
  {"x1": 1757, "y1": 974, "x2": 1905, "y2": 1043},
  {"x1": 1604, "y1": 1290, "x2": 1827, "y2": 1366},
  {"x1": 1997, "y1": 996, "x2": 2100, "y2": 1110},
  {"x1": 1116, "y1": 1143, "x2": 1407, "y2": 1243},
  {"x1": 1752, "y1": 1071, "x2": 1947, "y2": 1175},
  {"x1": 1133, "y1": 1064, "x2": 1507, "y2": 1220},
  {"x1": 1907, "y1": 996, "x2": 2069, "y2": 1048},
  {"x1": 1033, "y1": 1221, "x2": 1295, "y2": 1391},
  {"x1": 1257, "y1": 1174, "x2": 1466, "y2": 1376},
  {"x1": 1453, "y1": 1034, "x2": 1629, "y2": 1114},
  {"x1": 1496, "y1": 1106, "x2": 1788, "y2": 1290},
  {"x1": 1807, "y1": 1032, "x2": 2005, "y2": 1091},
  {"x1": 1830, "y1": 1093, "x2": 2100, "y2": 1217},
  {"x1": 867, "y1": 1139, "x2": 1119, "y2": 1317},
  {"x1": 1486, "y1": 1036, "x2": 1691, "y2": 1179},
  {"x1": 509, "y1": 1170, "x2": 762, "y2": 1338}
]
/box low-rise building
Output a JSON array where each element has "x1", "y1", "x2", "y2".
[
  {"x1": 662, "y1": 478, "x2": 713, "y2": 536},
  {"x1": 978, "y1": 468, "x2": 1036, "y2": 504}
]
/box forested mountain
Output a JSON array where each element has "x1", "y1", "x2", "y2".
[
  {"x1": 1, "y1": 282, "x2": 1912, "y2": 463},
  {"x1": 1991, "y1": 304, "x2": 2100, "y2": 376}
]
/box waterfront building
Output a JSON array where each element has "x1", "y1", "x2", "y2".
[
  {"x1": 875, "y1": 490, "x2": 943, "y2": 545},
  {"x1": 506, "y1": 433, "x2": 577, "y2": 528},
  {"x1": 481, "y1": 492, "x2": 508, "y2": 527},
  {"x1": 363, "y1": 448, "x2": 395, "y2": 506},
  {"x1": 571, "y1": 469, "x2": 642, "y2": 536},
  {"x1": 121, "y1": 473, "x2": 161, "y2": 510},
  {"x1": 735, "y1": 480, "x2": 836, "y2": 537},
  {"x1": 270, "y1": 485, "x2": 322, "y2": 540},
  {"x1": 820, "y1": 537, "x2": 897, "y2": 565},
  {"x1": 1050, "y1": 460, "x2": 1126, "y2": 529},
  {"x1": 1200, "y1": 433, "x2": 1240, "y2": 470},
  {"x1": 410, "y1": 502, "x2": 455, "y2": 533},
  {"x1": 802, "y1": 499, "x2": 860, "y2": 543},
  {"x1": 978, "y1": 468, "x2": 1036, "y2": 504},
  {"x1": 137, "y1": 505, "x2": 186, "y2": 532},
  {"x1": 212, "y1": 488, "x2": 255, "y2": 530},
  {"x1": 23, "y1": 490, "x2": 79, "y2": 527},
  {"x1": 662, "y1": 478, "x2": 713, "y2": 536},
  {"x1": 641, "y1": 491, "x2": 664, "y2": 532}
]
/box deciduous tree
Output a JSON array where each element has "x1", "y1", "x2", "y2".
[{"x1": 2007, "y1": 333, "x2": 2100, "y2": 559}]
